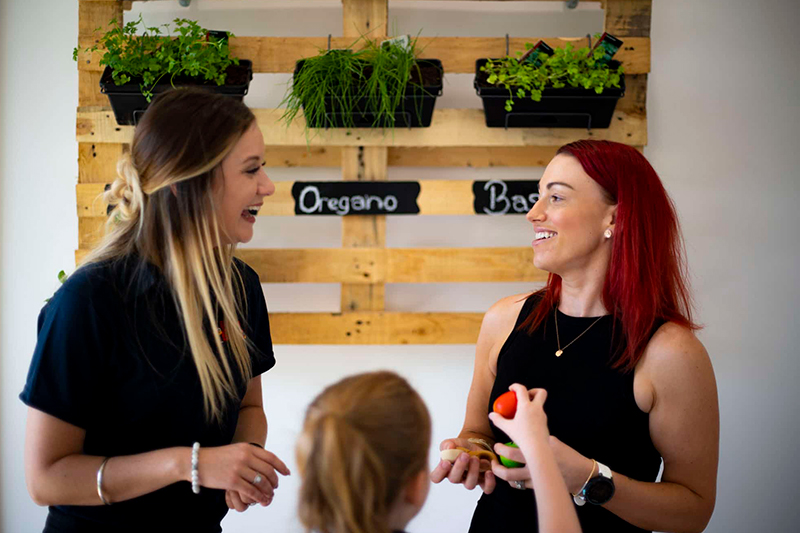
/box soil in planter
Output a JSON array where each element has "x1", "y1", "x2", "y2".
[{"x1": 101, "y1": 63, "x2": 250, "y2": 90}]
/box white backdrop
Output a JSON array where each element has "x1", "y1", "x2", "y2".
[{"x1": 2, "y1": 1, "x2": 799, "y2": 532}]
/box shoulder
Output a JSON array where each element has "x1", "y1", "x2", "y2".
[
  {"x1": 49, "y1": 261, "x2": 121, "y2": 310},
  {"x1": 233, "y1": 257, "x2": 260, "y2": 288},
  {"x1": 638, "y1": 322, "x2": 715, "y2": 401},
  {"x1": 479, "y1": 292, "x2": 533, "y2": 345}
]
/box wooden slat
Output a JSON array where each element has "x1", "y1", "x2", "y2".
[
  {"x1": 79, "y1": 179, "x2": 497, "y2": 218},
  {"x1": 616, "y1": 74, "x2": 647, "y2": 118},
  {"x1": 78, "y1": 108, "x2": 647, "y2": 146},
  {"x1": 270, "y1": 312, "x2": 483, "y2": 345},
  {"x1": 78, "y1": 142, "x2": 125, "y2": 183},
  {"x1": 78, "y1": 217, "x2": 107, "y2": 249},
  {"x1": 341, "y1": 146, "x2": 388, "y2": 312},
  {"x1": 603, "y1": 0, "x2": 652, "y2": 38},
  {"x1": 234, "y1": 247, "x2": 543, "y2": 283},
  {"x1": 389, "y1": 146, "x2": 559, "y2": 168},
  {"x1": 76, "y1": 36, "x2": 650, "y2": 75},
  {"x1": 265, "y1": 146, "x2": 341, "y2": 167},
  {"x1": 74, "y1": 145, "x2": 565, "y2": 175},
  {"x1": 78, "y1": 1, "x2": 122, "y2": 107}
]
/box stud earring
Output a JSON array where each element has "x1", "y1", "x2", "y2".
[{"x1": 604, "y1": 229, "x2": 613, "y2": 239}]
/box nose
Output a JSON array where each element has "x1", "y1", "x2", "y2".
[
  {"x1": 258, "y1": 170, "x2": 275, "y2": 197},
  {"x1": 526, "y1": 194, "x2": 545, "y2": 223}
]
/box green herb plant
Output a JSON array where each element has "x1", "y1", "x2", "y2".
[
  {"x1": 281, "y1": 33, "x2": 432, "y2": 135},
  {"x1": 45, "y1": 270, "x2": 69, "y2": 304},
  {"x1": 481, "y1": 35, "x2": 623, "y2": 112},
  {"x1": 73, "y1": 15, "x2": 239, "y2": 102}
]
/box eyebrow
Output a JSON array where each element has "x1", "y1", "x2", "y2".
[
  {"x1": 538, "y1": 181, "x2": 576, "y2": 192},
  {"x1": 241, "y1": 155, "x2": 261, "y2": 165}
]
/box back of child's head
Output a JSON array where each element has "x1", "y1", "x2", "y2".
[{"x1": 296, "y1": 371, "x2": 431, "y2": 533}]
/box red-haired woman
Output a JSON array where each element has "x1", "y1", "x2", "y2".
[{"x1": 431, "y1": 140, "x2": 719, "y2": 533}]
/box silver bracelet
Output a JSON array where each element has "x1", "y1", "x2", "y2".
[
  {"x1": 191, "y1": 442, "x2": 201, "y2": 494},
  {"x1": 96, "y1": 457, "x2": 111, "y2": 505}
]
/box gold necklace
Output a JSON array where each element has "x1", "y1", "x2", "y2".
[{"x1": 554, "y1": 309, "x2": 604, "y2": 357}]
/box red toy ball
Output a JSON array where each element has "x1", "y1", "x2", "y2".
[{"x1": 492, "y1": 390, "x2": 517, "y2": 418}]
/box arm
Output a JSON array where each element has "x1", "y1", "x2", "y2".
[
  {"x1": 600, "y1": 324, "x2": 719, "y2": 532},
  {"x1": 231, "y1": 376, "x2": 267, "y2": 446},
  {"x1": 542, "y1": 324, "x2": 719, "y2": 533},
  {"x1": 489, "y1": 386, "x2": 582, "y2": 533},
  {"x1": 430, "y1": 294, "x2": 528, "y2": 492},
  {"x1": 24, "y1": 407, "x2": 286, "y2": 507}
]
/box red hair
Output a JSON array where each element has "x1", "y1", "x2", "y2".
[{"x1": 520, "y1": 140, "x2": 699, "y2": 371}]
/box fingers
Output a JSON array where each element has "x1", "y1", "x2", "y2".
[
  {"x1": 530, "y1": 388, "x2": 547, "y2": 408},
  {"x1": 446, "y1": 452, "x2": 471, "y2": 484},
  {"x1": 494, "y1": 442, "x2": 525, "y2": 463},
  {"x1": 252, "y1": 448, "x2": 291, "y2": 476},
  {"x1": 508, "y1": 383, "x2": 530, "y2": 407},
  {"x1": 430, "y1": 459, "x2": 453, "y2": 483},
  {"x1": 491, "y1": 460, "x2": 531, "y2": 482},
  {"x1": 463, "y1": 456, "x2": 481, "y2": 490},
  {"x1": 248, "y1": 457, "x2": 280, "y2": 490},
  {"x1": 479, "y1": 469, "x2": 496, "y2": 494},
  {"x1": 227, "y1": 490, "x2": 249, "y2": 513},
  {"x1": 238, "y1": 467, "x2": 273, "y2": 503},
  {"x1": 488, "y1": 411, "x2": 508, "y2": 430}
]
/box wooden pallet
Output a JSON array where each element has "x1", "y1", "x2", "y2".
[{"x1": 75, "y1": 0, "x2": 651, "y2": 344}]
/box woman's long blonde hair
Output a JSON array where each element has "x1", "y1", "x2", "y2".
[
  {"x1": 297, "y1": 371, "x2": 431, "y2": 533},
  {"x1": 82, "y1": 89, "x2": 258, "y2": 423}
]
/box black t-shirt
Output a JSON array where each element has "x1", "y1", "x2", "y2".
[{"x1": 20, "y1": 256, "x2": 275, "y2": 533}]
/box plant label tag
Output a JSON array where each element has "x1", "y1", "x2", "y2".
[{"x1": 381, "y1": 35, "x2": 411, "y2": 53}]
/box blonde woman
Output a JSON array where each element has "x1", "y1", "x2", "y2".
[
  {"x1": 20, "y1": 89, "x2": 289, "y2": 533},
  {"x1": 296, "y1": 371, "x2": 432, "y2": 533}
]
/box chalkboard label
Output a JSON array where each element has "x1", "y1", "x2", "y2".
[
  {"x1": 292, "y1": 182, "x2": 421, "y2": 216},
  {"x1": 473, "y1": 180, "x2": 540, "y2": 215}
]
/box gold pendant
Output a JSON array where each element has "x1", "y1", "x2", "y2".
[{"x1": 555, "y1": 349, "x2": 563, "y2": 357}]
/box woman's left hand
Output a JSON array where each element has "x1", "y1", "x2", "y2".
[
  {"x1": 490, "y1": 443, "x2": 532, "y2": 489},
  {"x1": 547, "y1": 436, "x2": 595, "y2": 495}
]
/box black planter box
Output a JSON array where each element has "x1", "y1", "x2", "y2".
[
  {"x1": 99, "y1": 60, "x2": 253, "y2": 126},
  {"x1": 294, "y1": 58, "x2": 443, "y2": 129},
  {"x1": 474, "y1": 59, "x2": 625, "y2": 129}
]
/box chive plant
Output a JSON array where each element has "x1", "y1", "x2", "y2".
[{"x1": 281, "y1": 34, "x2": 429, "y2": 133}]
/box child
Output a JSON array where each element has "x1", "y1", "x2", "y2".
[
  {"x1": 488, "y1": 384, "x2": 582, "y2": 533},
  {"x1": 296, "y1": 371, "x2": 431, "y2": 533}
]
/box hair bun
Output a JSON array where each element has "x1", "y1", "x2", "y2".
[{"x1": 105, "y1": 154, "x2": 144, "y2": 221}]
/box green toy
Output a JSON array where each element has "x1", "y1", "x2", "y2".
[{"x1": 499, "y1": 442, "x2": 525, "y2": 468}]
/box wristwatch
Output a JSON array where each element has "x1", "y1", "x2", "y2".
[{"x1": 576, "y1": 462, "x2": 615, "y2": 506}]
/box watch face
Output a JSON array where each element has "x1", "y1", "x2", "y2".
[{"x1": 585, "y1": 476, "x2": 615, "y2": 505}]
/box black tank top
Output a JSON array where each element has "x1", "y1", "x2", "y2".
[{"x1": 468, "y1": 294, "x2": 662, "y2": 533}]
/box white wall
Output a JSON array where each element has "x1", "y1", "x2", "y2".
[{"x1": 2, "y1": 0, "x2": 798, "y2": 532}]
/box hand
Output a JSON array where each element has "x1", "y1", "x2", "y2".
[
  {"x1": 487, "y1": 384, "x2": 549, "y2": 490},
  {"x1": 487, "y1": 385, "x2": 550, "y2": 451},
  {"x1": 548, "y1": 435, "x2": 595, "y2": 495},
  {"x1": 225, "y1": 489, "x2": 273, "y2": 512},
  {"x1": 430, "y1": 438, "x2": 496, "y2": 494},
  {"x1": 198, "y1": 443, "x2": 290, "y2": 505}
]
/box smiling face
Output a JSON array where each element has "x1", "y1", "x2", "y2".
[
  {"x1": 526, "y1": 154, "x2": 616, "y2": 277},
  {"x1": 213, "y1": 123, "x2": 275, "y2": 245}
]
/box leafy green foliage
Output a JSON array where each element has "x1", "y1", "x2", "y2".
[
  {"x1": 45, "y1": 270, "x2": 68, "y2": 303},
  {"x1": 481, "y1": 35, "x2": 624, "y2": 112},
  {"x1": 73, "y1": 15, "x2": 239, "y2": 101},
  {"x1": 280, "y1": 34, "x2": 431, "y2": 134}
]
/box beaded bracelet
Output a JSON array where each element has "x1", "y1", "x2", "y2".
[{"x1": 191, "y1": 442, "x2": 201, "y2": 494}]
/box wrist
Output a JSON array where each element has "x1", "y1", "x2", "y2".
[
  {"x1": 171, "y1": 447, "x2": 192, "y2": 484},
  {"x1": 571, "y1": 457, "x2": 596, "y2": 495}
]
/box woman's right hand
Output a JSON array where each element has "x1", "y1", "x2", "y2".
[
  {"x1": 430, "y1": 438, "x2": 496, "y2": 494},
  {"x1": 196, "y1": 443, "x2": 290, "y2": 505}
]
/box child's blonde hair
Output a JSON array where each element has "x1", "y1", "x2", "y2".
[{"x1": 297, "y1": 371, "x2": 431, "y2": 533}]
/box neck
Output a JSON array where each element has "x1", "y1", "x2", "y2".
[{"x1": 558, "y1": 258, "x2": 609, "y2": 317}]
